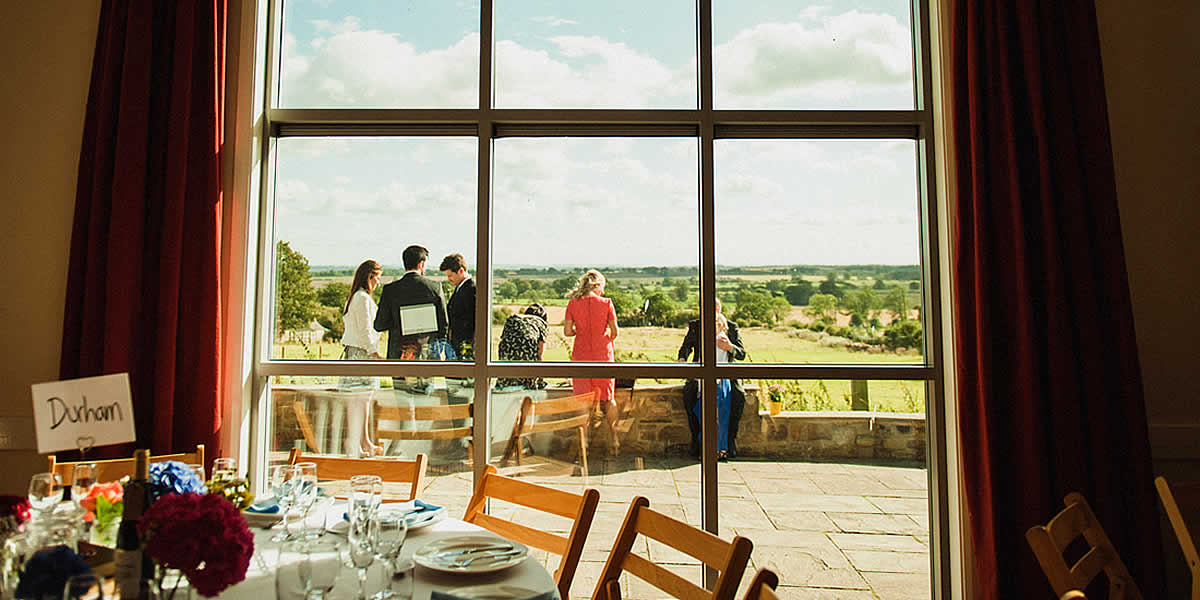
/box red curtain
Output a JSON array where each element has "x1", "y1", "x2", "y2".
[
  {"x1": 60, "y1": 0, "x2": 226, "y2": 460},
  {"x1": 952, "y1": 0, "x2": 1161, "y2": 597}
]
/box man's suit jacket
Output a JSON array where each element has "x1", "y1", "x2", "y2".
[
  {"x1": 678, "y1": 318, "x2": 747, "y2": 392},
  {"x1": 373, "y1": 272, "x2": 448, "y2": 359},
  {"x1": 446, "y1": 277, "x2": 476, "y2": 352}
]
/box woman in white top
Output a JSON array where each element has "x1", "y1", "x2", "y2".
[{"x1": 339, "y1": 260, "x2": 383, "y2": 457}]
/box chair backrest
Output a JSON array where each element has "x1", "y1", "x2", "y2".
[
  {"x1": 741, "y1": 569, "x2": 779, "y2": 600},
  {"x1": 463, "y1": 465, "x2": 600, "y2": 600},
  {"x1": 592, "y1": 496, "x2": 753, "y2": 600},
  {"x1": 287, "y1": 449, "x2": 427, "y2": 502},
  {"x1": 48, "y1": 445, "x2": 206, "y2": 484},
  {"x1": 1025, "y1": 492, "x2": 1144, "y2": 600},
  {"x1": 514, "y1": 391, "x2": 594, "y2": 437},
  {"x1": 375, "y1": 402, "x2": 472, "y2": 441},
  {"x1": 1155, "y1": 476, "x2": 1200, "y2": 600}
]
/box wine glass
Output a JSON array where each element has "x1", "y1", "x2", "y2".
[
  {"x1": 300, "y1": 540, "x2": 342, "y2": 600},
  {"x1": 370, "y1": 514, "x2": 407, "y2": 599},
  {"x1": 269, "y1": 464, "x2": 297, "y2": 542},
  {"x1": 71, "y1": 464, "x2": 97, "y2": 504},
  {"x1": 347, "y1": 520, "x2": 375, "y2": 600},
  {"x1": 389, "y1": 558, "x2": 415, "y2": 600},
  {"x1": 28, "y1": 472, "x2": 62, "y2": 514},
  {"x1": 212, "y1": 457, "x2": 237, "y2": 481},
  {"x1": 348, "y1": 474, "x2": 382, "y2": 526}
]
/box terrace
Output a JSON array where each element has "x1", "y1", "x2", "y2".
[{"x1": 273, "y1": 383, "x2": 932, "y2": 599}]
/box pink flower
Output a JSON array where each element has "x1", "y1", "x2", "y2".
[
  {"x1": 80, "y1": 481, "x2": 123, "y2": 521},
  {"x1": 138, "y1": 492, "x2": 253, "y2": 597}
]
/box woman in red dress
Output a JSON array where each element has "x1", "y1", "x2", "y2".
[{"x1": 563, "y1": 269, "x2": 621, "y2": 454}]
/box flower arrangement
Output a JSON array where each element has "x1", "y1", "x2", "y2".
[
  {"x1": 79, "y1": 481, "x2": 124, "y2": 546},
  {"x1": 149, "y1": 461, "x2": 205, "y2": 502},
  {"x1": 15, "y1": 545, "x2": 91, "y2": 600},
  {"x1": 767, "y1": 384, "x2": 786, "y2": 403},
  {"x1": 138, "y1": 492, "x2": 253, "y2": 598},
  {"x1": 206, "y1": 476, "x2": 255, "y2": 510},
  {"x1": 0, "y1": 495, "x2": 30, "y2": 539}
]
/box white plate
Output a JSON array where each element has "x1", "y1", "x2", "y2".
[
  {"x1": 413, "y1": 535, "x2": 528, "y2": 574},
  {"x1": 442, "y1": 584, "x2": 549, "y2": 600},
  {"x1": 241, "y1": 510, "x2": 283, "y2": 529}
]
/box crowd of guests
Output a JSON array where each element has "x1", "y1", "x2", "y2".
[{"x1": 332, "y1": 247, "x2": 748, "y2": 460}]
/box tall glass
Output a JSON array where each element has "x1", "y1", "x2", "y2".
[
  {"x1": 275, "y1": 542, "x2": 307, "y2": 600},
  {"x1": 212, "y1": 457, "x2": 237, "y2": 480},
  {"x1": 347, "y1": 519, "x2": 375, "y2": 600},
  {"x1": 269, "y1": 464, "x2": 298, "y2": 542},
  {"x1": 300, "y1": 540, "x2": 342, "y2": 600},
  {"x1": 370, "y1": 514, "x2": 407, "y2": 599},
  {"x1": 71, "y1": 464, "x2": 97, "y2": 504},
  {"x1": 348, "y1": 475, "x2": 382, "y2": 526},
  {"x1": 291, "y1": 462, "x2": 318, "y2": 538}
]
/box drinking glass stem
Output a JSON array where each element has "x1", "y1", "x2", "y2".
[{"x1": 357, "y1": 567, "x2": 369, "y2": 600}]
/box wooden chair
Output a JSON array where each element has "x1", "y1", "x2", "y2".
[
  {"x1": 463, "y1": 465, "x2": 600, "y2": 599},
  {"x1": 48, "y1": 444, "x2": 206, "y2": 484},
  {"x1": 592, "y1": 496, "x2": 753, "y2": 600},
  {"x1": 375, "y1": 401, "x2": 473, "y2": 454},
  {"x1": 273, "y1": 388, "x2": 320, "y2": 451},
  {"x1": 287, "y1": 449, "x2": 427, "y2": 502},
  {"x1": 741, "y1": 569, "x2": 779, "y2": 600},
  {"x1": 501, "y1": 390, "x2": 596, "y2": 476},
  {"x1": 1156, "y1": 476, "x2": 1200, "y2": 600},
  {"x1": 1025, "y1": 492, "x2": 1144, "y2": 600}
]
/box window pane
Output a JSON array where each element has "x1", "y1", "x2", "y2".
[
  {"x1": 486, "y1": 377, "x2": 698, "y2": 598},
  {"x1": 713, "y1": 0, "x2": 915, "y2": 109},
  {"x1": 266, "y1": 376, "x2": 474, "y2": 514},
  {"x1": 714, "y1": 139, "x2": 924, "y2": 365},
  {"x1": 725, "y1": 378, "x2": 929, "y2": 598},
  {"x1": 271, "y1": 137, "x2": 477, "y2": 360},
  {"x1": 278, "y1": 1, "x2": 479, "y2": 108},
  {"x1": 491, "y1": 138, "x2": 699, "y2": 363},
  {"x1": 494, "y1": 0, "x2": 697, "y2": 108}
]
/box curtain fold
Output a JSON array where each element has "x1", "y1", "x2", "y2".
[
  {"x1": 952, "y1": 0, "x2": 1161, "y2": 597},
  {"x1": 60, "y1": 0, "x2": 225, "y2": 460}
]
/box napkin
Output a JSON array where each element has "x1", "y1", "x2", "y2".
[
  {"x1": 342, "y1": 499, "x2": 444, "y2": 522},
  {"x1": 246, "y1": 496, "x2": 280, "y2": 514}
]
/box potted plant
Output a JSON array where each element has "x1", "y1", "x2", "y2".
[{"x1": 767, "y1": 384, "x2": 785, "y2": 415}]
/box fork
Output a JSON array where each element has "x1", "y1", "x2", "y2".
[{"x1": 454, "y1": 549, "x2": 523, "y2": 567}]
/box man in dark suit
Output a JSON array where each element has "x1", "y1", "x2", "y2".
[
  {"x1": 678, "y1": 299, "x2": 747, "y2": 459},
  {"x1": 439, "y1": 253, "x2": 475, "y2": 360},
  {"x1": 373, "y1": 245, "x2": 448, "y2": 360}
]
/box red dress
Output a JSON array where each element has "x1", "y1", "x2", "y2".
[{"x1": 565, "y1": 294, "x2": 616, "y2": 404}]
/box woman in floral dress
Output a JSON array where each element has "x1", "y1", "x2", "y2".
[{"x1": 496, "y1": 303, "x2": 549, "y2": 389}]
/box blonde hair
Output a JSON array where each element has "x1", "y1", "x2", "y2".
[{"x1": 566, "y1": 269, "x2": 606, "y2": 300}]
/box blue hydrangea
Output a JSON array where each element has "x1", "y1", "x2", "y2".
[{"x1": 149, "y1": 460, "x2": 205, "y2": 501}]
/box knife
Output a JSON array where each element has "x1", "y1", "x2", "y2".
[{"x1": 434, "y1": 543, "x2": 515, "y2": 558}]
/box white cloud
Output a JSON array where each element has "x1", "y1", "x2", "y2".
[
  {"x1": 532, "y1": 16, "x2": 577, "y2": 26},
  {"x1": 714, "y1": 10, "x2": 914, "y2": 108}
]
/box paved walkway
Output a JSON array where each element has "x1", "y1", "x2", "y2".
[{"x1": 417, "y1": 456, "x2": 931, "y2": 600}]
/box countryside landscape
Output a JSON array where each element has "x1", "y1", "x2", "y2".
[{"x1": 274, "y1": 241, "x2": 927, "y2": 413}]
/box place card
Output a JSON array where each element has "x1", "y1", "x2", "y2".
[{"x1": 31, "y1": 373, "x2": 136, "y2": 454}]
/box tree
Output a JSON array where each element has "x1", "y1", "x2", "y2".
[
  {"x1": 784, "y1": 281, "x2": 815, "y2": 306},
  {"x1": 275, "y1": 241, "x2": 318, "y2": 335},
  {"x1": 316, "y1": 281, "x2": 350, "y2": 308},
  {"x1": 805, "y1": 293, "x2": 838, "y2": 324},
  {"x1": 642, "y1": 291, "x2": 678, "y2": 326},
  {"x1": 884, "y1": 287, "x2": 908, "y2": 321},
  {"x1": 818, "y1": 275, "x2": 844, "y2": 299},
  {"x1": 883, "y1": 320, "x2": 923, "y2": 350},
  {"x1": 841, "y1": 288, "x2": 880, "y2": 327},
  {"x1": 496, "y1": 281, "x2": 518, "y2": 299},
  {"x1": 671, "y1": 279, "x2": 690, "y2": 302},
  {"x1": 732, "y1": 289, "x2": 789, "y2": 327},
  {"x1": 552, "y1": 276, "x2": 576, "y2": 297},
  {"x1": 873, "y1": 278, "x2": 888, "y2": 290}
]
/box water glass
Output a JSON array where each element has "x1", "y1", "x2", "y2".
[
  {"x1": 186, "y1": 463, "x2": 206, "y2": 483},
  {"x1": 370, "y1": 514, "x2": 407, "y2": 600},
  {"x1": 63, "y1": 574, "x2": 109, "y2": 600},
  {"x1": 291, "y1": 462, "x2": 319, "y2": 538},
  {"x1": 388, "y1": 559, "x2": 415, "y2": 600},
  {"x1": 212, "y1": 457, "x2": 237, "y2": 481},
  {"x1": 300, "y1": 540, "x2": 342, "y2": 600},
  {"x1": 28, "y1": 472, "x2": 62, "y2": 514},
  {"x1": 348, "y1": 474, "x2": 382, "y2": 525},
  {"x1": 276, "y1": 542, "x2": 307, "y2": 600}
]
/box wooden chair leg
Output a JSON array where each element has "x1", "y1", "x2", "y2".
[
  {"x1": 578, "y1": 425, "x2": 588, "y2": 477},
  {"x1": 292, "y1": 399, "x2": 319, "y2": 452}
]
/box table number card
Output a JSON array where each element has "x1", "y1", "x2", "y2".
[{"x1": 30, "y1": 373, "x2": 136, "y2": 454}]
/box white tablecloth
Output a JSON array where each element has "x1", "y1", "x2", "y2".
[{"x1": 219, "y1": 508, "x2": 558, "y2": 600}]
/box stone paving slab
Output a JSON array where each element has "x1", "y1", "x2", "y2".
[
  {"x1": 829, "y1": 532, "x2": 927, "y2": 552},
  {"x1": 862, "y1": 571, "x2": 933, "y2": 600},
  {"x1": 844, "y1": 550, "x2": 931, "y2": 573},
  {"x1": 828, "y1": 512, "x2": 927, "y2": 535}
]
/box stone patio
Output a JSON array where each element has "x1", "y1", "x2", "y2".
[{"x1": 415, "y1": 455, "x2": 931, "y2": 600}]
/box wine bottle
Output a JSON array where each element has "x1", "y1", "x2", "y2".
[{"x1": 114, "y1": 450, "x2": 152, "y2": 598}]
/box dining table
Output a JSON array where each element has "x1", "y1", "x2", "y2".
[{"x1": 219, "y1": 501, "x2": 559, "y2": 600}]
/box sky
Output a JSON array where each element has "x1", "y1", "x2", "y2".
[{"x1": 272, "y1": 0, "x2": 920, "y2": 269}]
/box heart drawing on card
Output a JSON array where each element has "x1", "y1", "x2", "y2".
[{"x1": 76, "y1": 435, "x2": 96, "y2": 453}]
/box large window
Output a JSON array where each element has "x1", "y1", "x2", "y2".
[{"x1": 256, "y1": 0, "x2": 945, "y2": 596}]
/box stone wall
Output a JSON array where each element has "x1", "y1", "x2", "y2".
[{"x1": 570, "y1": 383, "x2": 926, "y2": 460}]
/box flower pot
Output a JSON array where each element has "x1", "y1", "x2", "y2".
[{"x1": 768, "y1": 400, "x2": 782, "y2": 415}]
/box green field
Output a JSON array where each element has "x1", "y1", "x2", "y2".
[{"x1": 273, "y1": 324, "x2": 925, "y2": 413}]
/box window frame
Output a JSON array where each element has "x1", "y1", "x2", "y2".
[{"x1": 239, "y1": 0, "x2": 955, "y2": 594}]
